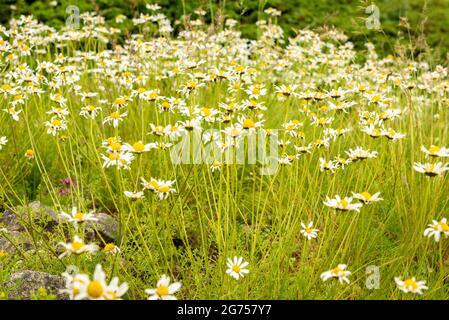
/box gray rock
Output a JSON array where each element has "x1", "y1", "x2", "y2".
[
  {"x1": 86, "y1": 212, "x2": 120, "y2": 242},
  {"x1": 5, "y1": 270, "x2": 67, "y2": 300},
  {"x1": 0, "y1": 210, "x2": 24, "y2": 232}
]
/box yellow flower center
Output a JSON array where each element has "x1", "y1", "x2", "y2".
[
  {"x1": 201, "y1": 107, "x2": 211, "y2": 116},
  {"x1": 74, "y1": 212, "x2": 84, "y2": 221},
  {"x1": 331, "y1": 267, "x2": 343, "y2": 275},
  {"x1": 232, "y1": 265, "x2": 241, "y2": 273},
  {"x1": 156, "y1": 285, "x2": 169, "y2": 296},
  {"x1": 51, "y1": 119, "x2": 61, "y2": 126},
  {"x1": 242, "y1": 118, "x2": 255, "y2": 129},
  {"x1": 108, "y1": 153, "x2": 120, "y2": 161},
  {"x1": 438, "y1": 221, "x2": 449, "y2": 232},
  {"x1": 110, "y1": 142, "x2": 122, "y2": 151},
  {"x1": 104, "y1": 243, "x2": 115, "y2": 252},
  {"x1": 339, "y1": 199, "x2": 349, "y2": 209},
  {"x1": 71, "y1": 241, "x2": 84, "y2": 252},
  {"x1": 87, "y1": 280, "x2": 104, "y2": 298},
  {"x1": 158, "y1": 185, "x2": 170, "y2": 193},
  {"x1": 403, "y1": 279, "x2": 418, "y2": 290},
  {"x1": 429, "y1": 145, "x2": 440, "y2": 154},
  {"x1": 110, "y1": 111, "x2": 120, "y2": 119},
  {"x1": 360, "y1": 192, "x2": 371, "y2": 200},
  {"x1": 132, "y1": 141, "x2": 145, "y2": 152}
]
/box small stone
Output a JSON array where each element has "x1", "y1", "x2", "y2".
[{"x1": 86, "y1": 212, "x2": 120, "y2": 242}]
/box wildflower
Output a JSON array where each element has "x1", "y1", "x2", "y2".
[
  {"x1": 124, "y1": 191, "x2": 145, "y2": 199},
  {"x1": 123, "y1": 141, "x2": 155, "y2": 154},
  {"x1": 44, "y1": 117, "x2": 67, "y2": 136},
  {"x1": 103, "y1": 110, "x2": 128, "y2": 127},
  {"x1": 421, "y1": 145, "x2": 449, "y2": 158},
  {"x1": 80, "y1": 105, "x2": 101, "y2": 119},
  {"x1": 102, "y1": 151, "x2": 134, "y2": 170},
  {"x1": 345, "y1": 147, "x2": 378, "y2": 161},
  {"x1": 226, "y1": 256, "x2": 250, "y2": 280},
  {"x1": 395, "y1": 277, "x2": 428, "y2": 294},
  {"x1": 352, "y1": 191, "x2": 383, "y2": 204},
  {"x1": 60, "y1": 207, "x2": 98, "y2": 224},
  {"x1": 320, "y1": 264, "x2": 351, "y2": 284},
  {"x1": 320, "y1": 158, "x2": 338, "y2": 172},
  {"x1": 62, "y1": 264, "x2": 128, "y2": 300},
  {"x1": 300, "y1": 221, "x2": 319, "y2": 240},
  {"x1": 103, "y1": 243, "x2": 121, "y2": 255},
  {"x1": 58, "y1": 235, "x2": 99, "y2": 258},
  {"x1": 413, "y1": 162, "x2": 449, "y2": 177},
  {"x1": 3, "y1": 106, "x2": 22, "y2": 121},
  {"x1": 324, "y1": 195, "x2": 363, "y2": 212},
  {"x1": 383, "y1": 128, "x2": 406, "y2": 141},
  {"x1": 24, "y1": 149, "x2": 34, "y2": 159},
  {"x1": 424, "y1": 218, "x2": 449, "y2": 242},
  {"x1": 145, "y1": 275, "x2": 181, "y2": 300}
]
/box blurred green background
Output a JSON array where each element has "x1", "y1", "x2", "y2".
[{"x1": 1, "y1": 0, "x2": 448, "y2": 62}]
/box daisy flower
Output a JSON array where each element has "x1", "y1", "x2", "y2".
[
  {"x1": 424, "y1": 218, "x2": 449, "y2": 242},
  {"x1": 226, "y1": 256, "x2": 250, "y2": 280},
  {"x1": 345, "y1": 147, "x2": 378, "y2": 161},
  {"x1": 300, "y1": 221, "x2": 319, "y2": 240},
  {"x1": 395, "y1": 277, "x2": 428, "y2": 294},
  {"x1": 124, "y1": 191, "x2": 145, "y2": 199},
  {"x1": 103, "y1": 110, "x2": 128, "y2": 128},
  {"x1": 324, "y1": 195, "x2": 363, "y2": 212},
  {"x1": 58, "y1": 235, "x2": 99, "y2": 258},
  {"x1": 60, "y1": 207, "x2": 98, "y2": 224},
  {"x1": 122, "y1": 141, "x2": 156, "y2": 154},
  {"x1": 103, "y1": 243, "x2": 121, "y2": 255},
  {"x1": 44, "y1": 117, "x2": 67, "y2": 136},
  {"x1": 3, "y1": 106, "x2": 22, "y2": 121},
  {"x1": 413, "y1": 162, "x2": 449, "y2": 177},
  {"x1": 320, "y1": 264, "x2": 351, "y2": 284},
  {"x1": 145, "y1": 274, "x2": 182, "y2": 300},
  {"x1": 101, "y1": 151, "x2": 134, "y2": 170},
  {"x1": 421, "y1": 145, "x2": 449, "y2": 158},
  {"x1": 352, "y1": 191, "x2": 383, "y2": 204}
]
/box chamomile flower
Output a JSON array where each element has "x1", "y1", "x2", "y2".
[
  {"x1": 320, "y1": 264, "x2": 351, "y2": 284},
  {"x1": 413, "y1": 162, "x2": 449, "y2": 177},
  {"x1": 423, "y1": 218, "x2": 449, "y2": 242},
  {"x1": 101, "y1": 151, "x2": 134, "y2": 170},
  {"x1": 394, "y1": 277, "x2": 428, "y2": 294},
  {"x1": 60, "y1": 207, "x2": 98, "y2": 224},
  {"x1": 103, "y1": 243, "x2": 121, "y2": 255},
  {"x1": 324, "y1": 195, "x2": 363, "y2": 212},
  {"x1": 80, "y1": 105, "x2": 101, "y2": 119},
  {"x1": 352, "y1": 191, "x2": 383, "y2": 204},
  {"x1": 103, "y1": 110, "x2": 128, "y2": 127},
  {"x1": 3, "y1": 106, "x2": 22, "y2": 121},
  {"x1": 145, "y1": 275, "x2": 182, "y2": 300},
  {"x1": 300, "y1": 221, "x2": 319, "y2": 240},
  {"x1": 345, "y1": 147, "x2": 378, "y2": 161},
  {"x1": 44, "y1": 117, "x2": 67, "y2": 136},
  {"x1": 58, "y1": 235, "x2": 99, "y2": 258},
  {"x1": 226, "y1": 256, "x2": 250, "y2": 280},
  {"x1": 122, "y1": 141, "x2": 155, "y2": 154},
  {"x1": 421, "y1": 145, "x2": 449, "y2": 158},
  {"x1": 124, "y1": 191, "x2": 145, "y2": 199}
]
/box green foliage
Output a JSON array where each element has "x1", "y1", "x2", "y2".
[{"x1": 0, "y1": 1, "x2": 448, "y2": 61}]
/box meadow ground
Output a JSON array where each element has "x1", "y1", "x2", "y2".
[{"x1": 0, "y1": 6, "x2": 449, "y2": 300}]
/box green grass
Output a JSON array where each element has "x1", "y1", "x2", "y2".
[{"x1": 0, "y1": 8, "x2": 449, "y2": 300}]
